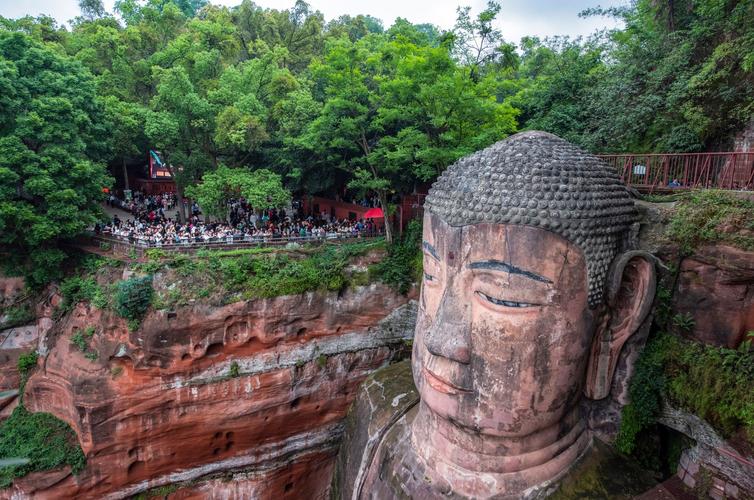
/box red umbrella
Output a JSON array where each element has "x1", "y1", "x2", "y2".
[{"x1": 363, "y1": 207, "x2": 384, "y2": 218}]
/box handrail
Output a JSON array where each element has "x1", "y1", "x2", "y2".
[
  {"x1": 596, "y1": 151, "x2": 754, "y2": 192},
  {"x1": 88, "y1": 231, "x2": 385, "y2": 250}
]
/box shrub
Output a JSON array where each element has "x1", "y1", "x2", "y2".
[
  {"x1": 114, "y1": 276, "x2": 153, "y2": 321},
  {"x1": 91, "y1": 286, "x2": 110, "y2": 309},
  {"x1": 169, "y1": 254, "x2": 198, "y2": 277},
  {"x1": 667, "y1": 190, "x2": 754, "y2": 253},
  {"x1": 672, "y1": 313, "x2": 695, "y2": 333},
  {"x1": 316, "y1": 354, "x2": 327, "y2": 368},
  {"x1": 60, "y1": 277, "x2": 98, "y2": 310},
  {"x1": 372, "y1": 219, "x2": 422, "y2": 294},
  {"x1": 229, "y1": 361, "x2": 240, "y2": 378},
  {"x1": 616, "y1": 333, "x2": 671, "y2": 454},
  {"x1": 668, "y1": 333, "x2": 754, "y2": 440},
  {"x1": 17, "y1": 352, "x2": 38, "y2": 376},
  {"x1": 0, "y1": 406, "x2": 86, "y2": 488},
  {"x1": 70, "y1": 327, "x2": 97, "y2": 361},
  {"x1": 25, "y1": 248, "x2": 68, "y2": 290},
  {"x1": 618, "y1": 331, "x2": 754, "y2": 453},
  {"x1": 145, "y1": 248, "x2": 168, "y2": 261}
]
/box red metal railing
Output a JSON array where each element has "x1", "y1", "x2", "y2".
[{"x1": 597, "y1": 152, "x2": 754, "y2": 192}]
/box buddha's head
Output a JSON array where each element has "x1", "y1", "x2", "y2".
[{"x1": 413, "y1": 131, "x2": 656, "y2": 439}]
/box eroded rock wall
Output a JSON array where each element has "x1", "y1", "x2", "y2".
[{"x1": 6, "y1": 284, "x2": 416, "y2": 499}]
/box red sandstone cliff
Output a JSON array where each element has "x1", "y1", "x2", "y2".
[{"x1": 3, "y1": 283, "x2": 416, "y2": 499}]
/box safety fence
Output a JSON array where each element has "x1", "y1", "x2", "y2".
[
  {"x1": 597, "y1": 152, "x2": 754, "y2": 192},
  {"x1": 84, "y1": 231, "x2": 384, "y2": 259}
]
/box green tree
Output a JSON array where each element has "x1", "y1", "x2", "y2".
[
  {"x1": 184, "y1": 165, "x2": 289, "y2": 219},
  {"x1": 0, "y1": 32, "x2": 112, "y2": 286},
  {"x1": 103, "y1": 97, "x2": 147, "y2": 190},
  {"x1": 452, "y1": 1, "x2": 504, "y2": 81},
  {"x1": 79, "y1": 0, "x2": 107, "y2": 21},
  {"x1": 303, "y1": 32, "x2": 516, "y2": 242}
]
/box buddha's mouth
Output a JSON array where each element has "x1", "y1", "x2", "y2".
[{"x1": 423, "y1": 367, "x2": 472, "y2": 395}]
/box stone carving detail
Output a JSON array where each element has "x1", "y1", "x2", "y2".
[
  {"x1": 426, "y1": 131, "x2": 637, "y2": 306},
  {"x1": 334, "y1": 131, "x2": 657, "y2": 498}
]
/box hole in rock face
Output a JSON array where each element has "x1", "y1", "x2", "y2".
[
  {"x1": 213, "y1": 431, "x2": 222, "y2": 440},
  {"x1": 225, "y1": 431, "x2": 234, "y2": 440},
  {"x1": 212, "y1": 447, "x2": 221, "y2": 456},
  {"x1": 296, "y1": 327, "x2": 307, "y2": 337},
  {"x1": 205, "y1": 342, "x2": 224, "y2": 357},
  {"x1": 284, "y1": 482, "x2": 294, "y2": 492},
  {"x1": 264, "y1": 416, "x2": 269, "y2": 422},
  {"x1": 315, "y1": 405, "x2": 320, "y2": 411},
  {"x1": 167, "y1": 312, "x2": 177, "y2": 320},
  {"x1": 290, "y1": 397, "x2": 301, "y2": 409},
  {"x1": 194, "y1": 344, "x2": 202, "y2": 353},
  {"x1": 225, "y1": 441, "x2": 234, "y2": 451},
  {"x1": 181, "y1": 353, "x2": 190, "y2": 361},
  {"x1": 127, "y1": 447, "x2": 138, "y2": 458},
  {"x1": 127, "y1": 460, "x2": 145, "y2": 477},
  {"x1": 146, "y1": 356, "x2": 164, "y2": 368}
]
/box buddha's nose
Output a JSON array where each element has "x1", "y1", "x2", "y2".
[{"x1": 424, "y1": 285, "x2": 471, "y2": 364}]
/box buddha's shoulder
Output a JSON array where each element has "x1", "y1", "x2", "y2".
[{"x1": 331, "y1": 359, "x2": 419, "y2": 499}]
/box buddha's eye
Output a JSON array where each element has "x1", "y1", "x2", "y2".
[{"x1": 476, "y1": 291, "x2": 537, "y2": 308}]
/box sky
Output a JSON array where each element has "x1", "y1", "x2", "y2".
[{"x1": 0, "y1": 0, "x2": 627, "y2": 44}]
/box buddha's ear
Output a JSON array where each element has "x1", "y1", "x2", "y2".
[{"x1": 584, "y1": 250, "x2": 657, "y2": 400}]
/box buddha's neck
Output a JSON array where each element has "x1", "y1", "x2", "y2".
[{"x1": 410, "y1": 402, "x2": 589, "y2": 476}]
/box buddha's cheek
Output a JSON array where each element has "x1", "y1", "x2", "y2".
[{"x1": 467, "y1": 309, "x2": 593, "y2": 436}]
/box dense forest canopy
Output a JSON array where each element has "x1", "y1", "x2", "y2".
[{"x1": 0, "y1": 0, "x2": 753, "y2": 278}]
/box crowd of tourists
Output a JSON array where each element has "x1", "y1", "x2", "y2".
[{"x1": 96, "y1": 191, "x2": 382, "y2": 247}]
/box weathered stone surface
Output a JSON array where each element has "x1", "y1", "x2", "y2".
[
  {"x1": 3, "y1": 283, "x2": 417, "y2": 499},
  {"x1": 0, "y1": 275, "x2": 24, "y2": 309},
  {"x1": 672, "y1": 244, "x2": 754, "y2": 347},
  {"x1": 171, "y1": 449, "x2": 337, "y2": 499},
  {"x1": 0, "y1": 324, "x2": 38, "y2": 391},
  {"x1": 660, "y1": 405, "x2": 754, "y2": 497},
  {"x1": 331, "y1": 359, "x2": 418, "y2": 500}
]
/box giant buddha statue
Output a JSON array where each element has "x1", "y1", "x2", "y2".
[{"x1": 333, "y1": 131, "x2": 657, "y2": 499}]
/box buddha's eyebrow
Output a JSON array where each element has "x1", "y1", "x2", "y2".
[
  {"x1": 469, "y1": 260, "x2": 552, "y2": 284},
  {"x1": 422, "y1": 241, "x2": 439, "y2": 260}
]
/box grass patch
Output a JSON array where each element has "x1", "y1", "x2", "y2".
[
  {"x1": 667, "y1": 190, "x2": 754, "y2": 253},
  {"x1": 70, "y1": 326, "x2": 98, "y2": 361},
  {"x1": 617, "y1": 331, "x2": 754, "y2": 454},
  {"x1": 0, "y1": 406, "x2": 86, "y2": 488},
  {"x1": 640, "y1": 192, "x2": 691, "y2": 203},
  {"x1": 0, "y1": 303, "x2": 34, "y2": 329},
  {"x1": 17, "y1": 352, "x2": 38, "y2": 377}
]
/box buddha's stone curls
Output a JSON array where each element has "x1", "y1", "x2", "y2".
[{"x1": 426, "y1": 131, "x2": 637, "y2": 306}]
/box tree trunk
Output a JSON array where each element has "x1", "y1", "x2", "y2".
[
  {"x1": 175, "y1": 183, "x2": 187, "y2": 223},
  {"x1": 122, "y1": 158, "x2": 130, "y2": 191},
  {"x1": 164, "y1": 155, "x2": 185, "y2": 223},
  {"x1": 379, "y1": 191, "x2": 393, "y2": 244}
]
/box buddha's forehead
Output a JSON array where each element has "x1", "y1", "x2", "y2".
[{"x1": 423, "y1": 212, "x2": 587, "y2": 282}]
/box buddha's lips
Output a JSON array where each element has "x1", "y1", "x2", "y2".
[{"x1": 423, "y1": 367, "x2": 472, "y2": 395}]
